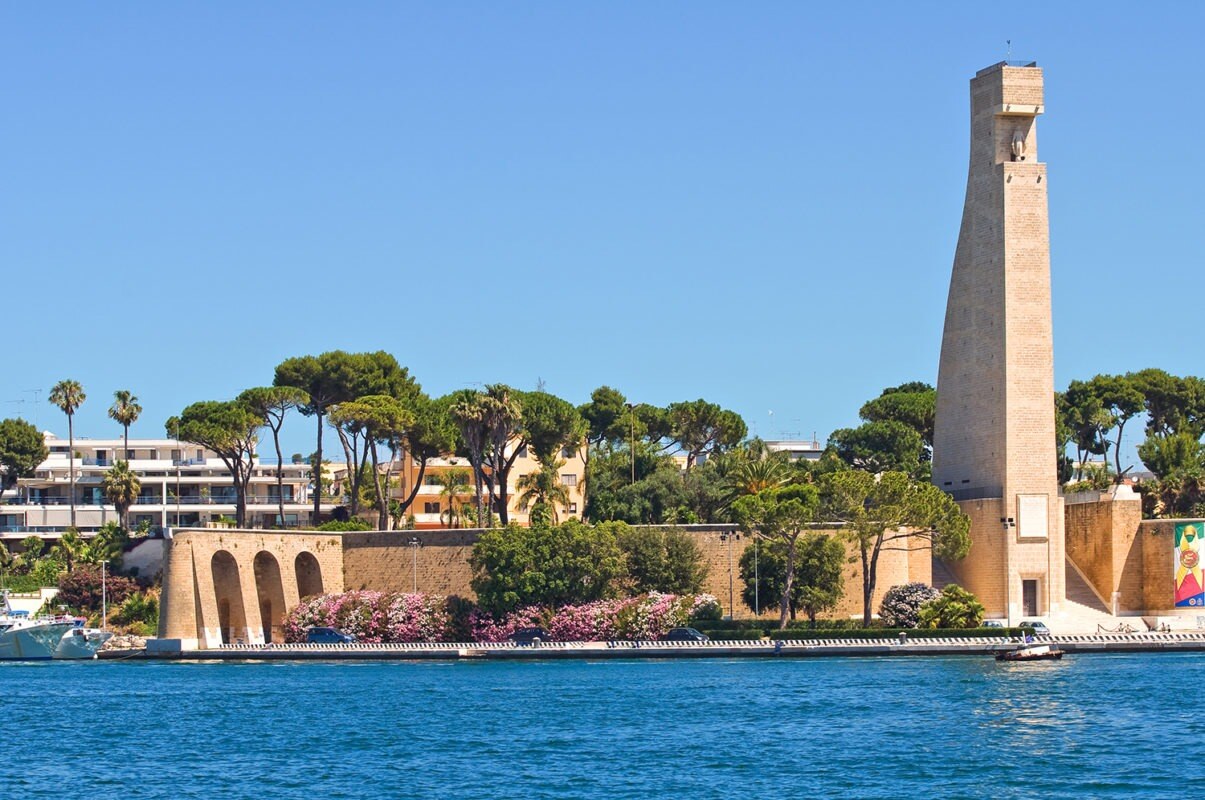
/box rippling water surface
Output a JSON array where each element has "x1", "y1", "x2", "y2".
[{"x1": 3, "y1": 653, "x2": 1201, "y2": 798}]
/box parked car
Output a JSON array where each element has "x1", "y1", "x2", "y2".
[
  {"x1": 508, "y1": 627, "x2": 551, "y2": 644},
  {"x1": 661, "y1": 627, "x2": 709, "y2": 642},
  {"x1": 306, "y1": 626, "x2": 356, "y2": 644},
  {"x1": 981, "y1": 619, "x2": 1005, "y2": 628},
  {"x1": 1019, "y1": 621, "x2": 1052, "y2": 637}
]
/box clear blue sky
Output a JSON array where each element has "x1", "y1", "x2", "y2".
[{"x1": 2, "y1": 3, "x2": 1201, "y2": 465}]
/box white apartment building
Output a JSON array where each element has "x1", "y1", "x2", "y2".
[{"x1": 0, "y1": 433, "x2": 330, "y2": 537}]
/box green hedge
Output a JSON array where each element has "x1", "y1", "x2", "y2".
[{"x1": 703, "y1": 618, "x2": 879, "y2": 632}]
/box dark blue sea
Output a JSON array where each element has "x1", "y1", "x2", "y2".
[{"x1": 2, "y1": 654, "x2": 1197, "y2": 798}]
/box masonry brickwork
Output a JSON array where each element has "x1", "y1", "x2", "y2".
[
  {"x1": 933, "y1": 62, "x2": 1065, "y2": 620},
  {"x1": 158, "y1": 525, "x2": 931, "y2": 644}
]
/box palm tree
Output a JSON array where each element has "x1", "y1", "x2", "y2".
[
  {"x1": 49, "y1": 380, "x2": 86, "y2": 527},
  {"x1": 436, "y1": 469, "x2": 471, "y2": 528},
  {"x1": 516, "y1": 460, "x2": 571, "y2": 525},
  {"x1": 52, "y1": 528, "x2": 87, "y2": 573},
  {"x1": 108, "y1": 390, "x2": 142, "y2": 459},
  {"x1": 101, "y1": 460, "x2": 141, "y2": 530}
]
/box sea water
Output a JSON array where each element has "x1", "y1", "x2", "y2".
[{"x1": 2, "y1": 653, "x2": 1200, "y2": 798}]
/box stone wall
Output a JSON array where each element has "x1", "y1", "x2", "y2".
[
  {"x1": 340, "y1": 524, "x2": 931, "y2": 621},
  {"x1": 1064, "y1": 491, "x2": 1144, "y2": 612}
]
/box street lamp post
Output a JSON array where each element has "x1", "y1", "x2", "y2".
[
  {"x1": 174, "y1": 421, "x2": 182, "y2": 532},
  {"x1": 719, "y1": 531, "x2": 740, "y2": 620},
  {"x1": 407, "y1": 537, "x2": 421, "y2": 594},
  {"x1": 754, "y1": 538, "x2": 760, "y2": 617}
]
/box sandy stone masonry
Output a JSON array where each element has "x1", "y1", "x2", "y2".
[
  {"x1": 158, "y1": 525, "x2": 930, "y2": 644},
  {"x1": 933, "y1": 62, "x2": 1064, "y2": 620}
]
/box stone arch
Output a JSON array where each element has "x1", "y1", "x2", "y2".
[
  {"x1": 295, "y1": 551, "x2": 324, "y2": 599},
  {"x1": 253, "y1": 551, "x2": 287, "y2": 644},
  {"x1": 211, "y1": 550, "x2": 247, "y2": 645}
]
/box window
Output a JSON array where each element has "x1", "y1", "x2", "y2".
[
  {"x1": 196, "y1": 449, "x2": 204, "y2": 461},
  {"x1": 423, "y1": 502, "x2": 440, "y2": 514},
  {"x1": 560, "y1": 474, "x2": 577, "y2": 487},
  {"x1": 562, "y1": 446, "x2": 577, "y2": 459},
  {"x1": 170, "y1": 449, "x2": 181, "y2": 462},
  {"x1": 568, "y1": 503, "x2": 577, "y2": 514},
  {"x1": 424, "y1": 474, "x2": 442, "y2": 485},
  {"x1": 515, "y1": 444, "x2": 528, "y2": 459}
]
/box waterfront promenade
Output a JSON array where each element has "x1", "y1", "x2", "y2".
[{"x1": 110, "y1": 631, "x2": 1205, "y2": 661}]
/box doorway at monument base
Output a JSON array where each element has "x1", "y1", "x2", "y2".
[{"x1": 939, "y1": 496, "x2": 1066, "y2": 624}]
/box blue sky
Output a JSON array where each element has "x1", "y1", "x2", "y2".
[{"x1": 2, "y1": 3, "x2": 1201, "y2": 465}]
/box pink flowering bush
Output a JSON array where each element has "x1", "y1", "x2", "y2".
[
  {"x1": 471, "y1": 593, "x2": 721, "y2": 642},
  {"x1": 283, "y1": 591, "x2": 454, "y2": 643}
]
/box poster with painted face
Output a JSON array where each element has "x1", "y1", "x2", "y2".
[{"x1": 1174, "y1": 523, "x2": 1205, "y2": 608}]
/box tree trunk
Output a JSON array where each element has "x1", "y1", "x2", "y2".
[
  {"x1": 368, "y1": 442, "x2": 388, "y2": 531},
  {"x1": 1114, "y1": 418, "x2": 1127, "y2": 479},
  {"x1": 334, "y1": 426, "x2": 358, "y2": 514},
  {"x1": 272, "y1": 425, "x2": 285, "y2": 529},
  {"x1": 861, "y1": 542, "x2": 873, "y2": 627},
  {"x1": 313, "y1": 412, "x2": 324, "y2": 524},
  {"x1": 779, "y1": 535, "x2": 797, "y2": 630},
  {"x1": 68, "y1": 414, "x2": 76, "y2": 528},
  {"x1": 123, "y1": 425, "x2": 129, "y2": 462},
  {"x1": 398, "y1": 456, "x2": 426, "y2": 519},
  {"x1": 862, "y1": 532, "x2": 885, "y2": 628}
]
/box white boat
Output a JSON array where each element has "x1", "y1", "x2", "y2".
[
  {"x1": 1, "y1": 591, "x2": 106, "y2": 660},
  {"x1": 0, "y1": 613, "x2": 78, "y2": 660},
  {"x1": 54, "y1": 626, "x2": 113, "y2": 660}
]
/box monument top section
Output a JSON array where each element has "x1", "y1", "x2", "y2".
[{"x1": 976, "y1": 60, "x2": 1039, "y2": 77}]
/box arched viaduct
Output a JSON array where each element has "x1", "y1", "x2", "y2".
[{"x1": 158, "y1": 530, "x2": 343, "y2": 649}]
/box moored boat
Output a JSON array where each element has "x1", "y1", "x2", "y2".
[
  {"x1": 54, "y1": 626, "x2": 114, "y2": 660},
  {"x1": 0, "y1": 613, "x2": 79, "y2": 660},
  {"x1": 995, "y1": 642, "x2": 1064, "y2": 662}
]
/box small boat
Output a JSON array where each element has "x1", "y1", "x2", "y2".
[{"x1": 995, "y1": 642, "x2": 1064, "y2": 662}]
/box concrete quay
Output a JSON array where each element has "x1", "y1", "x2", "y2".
[{"x1": 103, "y1": 633, "x2": 1205, "y2": 662}]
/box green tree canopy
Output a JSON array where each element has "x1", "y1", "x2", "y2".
[
  {"x1": 469, "y1": 519, "x2": 626, "y2": 614},
  {"x1": 828, "y1": 420, "x2": 925, "y2": 477},
  {"x1": 664, "y1": 400, "x2": 747, "y2": 470},
  {"x1": 732, "y1": 483, "x2": 821, "y2": 629},
  {"x1": 0, "y1": 418, "x2": 48, "y2": 491},
  {"x1": 613, "y1": 523, "x2": 709, "y2": 595},
  {"x1": 739, "y1": 534, "x2": 844, "y2": 625},
  {"x1": 821, "y1": 470, "x2": 971, "y2": 626},
  {"x1": 166, "y1": 400, "x2": 260, "y2": 527}
]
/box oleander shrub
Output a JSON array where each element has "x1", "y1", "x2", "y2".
[
  {"x1": 56, "y1": 565, "x2": 138, "y2": 613},
  {"x1": 283, "y1": 591, "x2": 453, "y2": 643},
  {"x1": 879, "y1": 583, "x2": 941, "y2": 628},
  {"x1": 469, "y1": 593, "x2": 723, "y2": 642}
]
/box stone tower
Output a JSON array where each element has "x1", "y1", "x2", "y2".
[{"x1": 932, "y1": 62, "x2": 1064, "y2": 622}]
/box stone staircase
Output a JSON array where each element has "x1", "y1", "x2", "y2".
[
  {"x1": 1060, "y1": 558, "x2": 1133, "y2": 634},
  {"x1": 931, "y1": 558, "x2": 959, "y2": 590}
]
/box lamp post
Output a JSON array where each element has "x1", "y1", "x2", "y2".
[
  {"x1": 754, "y1": 538, "x2": 760, "y2": 617},
  {"x1": 407, "y1": 537, "x2": 421, "y2": 594},
  {"x1": 719, "y1": 530, "x2": 740, "y2": 620}
]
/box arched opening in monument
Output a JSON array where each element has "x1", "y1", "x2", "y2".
[
  {"x1": 295, "y1": 552, "x2": 324, "y2": 598},
  {"x1": 253, "y1": 551, "x2": 287, "y2": 644},
  {"x1": 211, "y1": 550, "x2": 247, "y2": 645}
]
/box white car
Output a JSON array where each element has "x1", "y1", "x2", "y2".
[{"x1": 1019, "y1": 621, "x2": 1052, "y2": 637}]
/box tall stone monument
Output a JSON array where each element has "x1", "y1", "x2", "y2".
[{"x1": 933, "y1": 62, "x2": 1065, "y2": 622}]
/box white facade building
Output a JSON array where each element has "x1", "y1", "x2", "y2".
[{"x1": 0, "y1": 433, "x2": 330, "y2": 537}]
